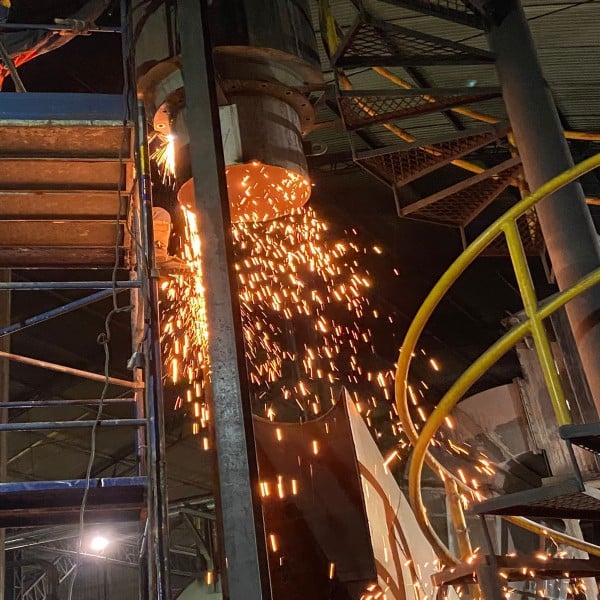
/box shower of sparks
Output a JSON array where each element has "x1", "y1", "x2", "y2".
[
  {"x1": 160, "y1": 205, "x2": 209, "y2": 431},
  {"x1": 226, "y1": 161, "x2": 312, "y2": 222},
  {"x1": 153, "y1": 133, "x2": 494, "y2": 511},
  {"x1": 151, "y1": 133, "x2": 177, "y2": 184},
  {"x1": 161, "y1": 203, "x2": 403, "y2": 436}
]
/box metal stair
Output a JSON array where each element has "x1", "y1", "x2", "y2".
[
  {"x1": 332, "y1": 14, "x2": 494, "y2": 69},
  {"x1": 0, "y1": 93, "x2": 133, "y2": 269},
  {"x1": 374, "y1": 0, "x2": 485, "y2": 29},
  {"x1": 474, "y1": 422, "x2": 600, "y2": 520},
  {"x1": 338, "y1": 86, "x2": 502, "y2": 130},
  {"x1": 473, "y1": 477, "x2": 600, "y2": 520},
  {"x1": 559, "y1": 422, "x2": 600, "y2": 454},
  {"x1": 319, "y1": 0, "x2": 545, "y2": 255},
  {"x1": 399, "y1": 156, "x2": 521, "y2": 226},
  {"x1": 354, "y1": 124, "x2": 507, "y2": 191},
  {"x1": 434, "y1": 555, "x2": 600, "y2": 590}
]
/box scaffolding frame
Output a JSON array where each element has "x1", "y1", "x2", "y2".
[{"x1": 0, "y1": 6, "x2": 170, "y2": 599}]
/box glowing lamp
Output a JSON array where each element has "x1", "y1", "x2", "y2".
[{"x1": 89, "y1": 535, "x2": 110, "y2": 552}]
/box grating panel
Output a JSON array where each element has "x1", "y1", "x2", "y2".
[
  {"x1": 376, "y1": 0, "x2": 484, "y2": 29},
  {"x1": 434, "y1": 556, "x2": 600, "y2": 587},
  {"x1": 473, "y1": 478, "x2": 600, "y2": 520},
  {"x1": 338, "y1": 87, "x2": 501, "y2": 130},
  {"x1": 407, "y1": 164, "x2": 521, "y2": 226},
  {"x1": 355, "y1": 125, "x2": 506, "y2": 188},
  {"x1": 483, "y1": 210, "x2": 544, "y2": 257},
  {"x1": 333, "y1": 16, "x2": 494, "y2": 68},
  {"x1": 559, "y1": 423, "x2": 600, "y2": 455}
]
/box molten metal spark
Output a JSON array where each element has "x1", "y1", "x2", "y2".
[
  {"x1": 161, "y1": 202, "x2": 407, "y2": 435},
  {"x1": 151, "y1": 133, "x2": 177, "y2": 184}
]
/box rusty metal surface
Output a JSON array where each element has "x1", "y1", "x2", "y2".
[
  {"x1": 0, "y1": 159, "x2": 130, "y2": 190},
  {"x1": 0, "y1": 123, "x2": 131, "y2": 158},
  {"x1": 0, "y1": 221, "x2": 123, "y2": 247},
  {"x1": 0, "y1": 247, "x2": 126, "y2": 268},
  {"x1": 0, "y1": 191, "x2": 127, "y2": 218},
  {"x1": 0, "y1": 117, "x2": 133, "y2": 268}
]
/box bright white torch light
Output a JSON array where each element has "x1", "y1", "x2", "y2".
[{"x1": 89, "y1": 535, "x2": 110, "y2": 553}]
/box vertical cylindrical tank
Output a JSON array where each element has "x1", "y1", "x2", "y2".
[{"x1": 133, "y1": 0, "x2": 322, "y2": 222}]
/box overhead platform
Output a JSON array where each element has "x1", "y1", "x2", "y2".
[
  {"x1": 0, "y1": 477, "x2": 147, "y2": 527},
  {"x1": 0, "y1": 93, "x2": 134, "y2": 269}
]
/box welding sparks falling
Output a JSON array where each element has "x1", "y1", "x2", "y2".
[
  {"x1": 161, "y1": 203, "x2": 401, "y2": 432},
  {"x1": 151, "y1": 133, "x2": 177, "y2": 185},
  {"x1": 154, "y1": 142, "x2": 474, "y2": 469},
  {"x1": 152, "y1": 140, "x2": 586, "y2": 595},
  {"x1": 153, "y1": 136, "x2": 494, "y2": 495}
]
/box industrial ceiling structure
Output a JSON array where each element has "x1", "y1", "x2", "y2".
[{"x1": 0, "y1": 0, "x2": 599, "y2": 599}]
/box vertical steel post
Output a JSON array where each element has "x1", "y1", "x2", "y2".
[
  {"x1": 177, "y1": 0, "x2": 273, "y2": 598},
  {"x1": 135, "y1": 100, "x2": 171, "y2": 600},
  {"x1": 0, "y1": 269, "x2": 8, "y2": 600},
  {"x1": 488, "y1": 0, "x2": 600, "y2": 412}
]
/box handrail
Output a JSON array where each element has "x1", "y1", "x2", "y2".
[
  {"x1": 395, "y1": 153, "x2": 600, "y2": 565},
  {"x1": 0, "y1": 23, "x2": 120, "y2": 33}
]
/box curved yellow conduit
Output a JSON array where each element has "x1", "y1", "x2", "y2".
[{"x1": 395, "y1": 154, "x2": 600, "y2": 564}]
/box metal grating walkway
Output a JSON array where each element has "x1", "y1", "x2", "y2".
[{"x1": 333, "y1": 16, "x2": 494, "y2": 68}]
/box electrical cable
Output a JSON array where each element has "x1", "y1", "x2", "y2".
[
  {"x1": 67, "y1": 3, "x2": 135, "y2": 596},
  {"x1": 67, "y1": 120, "x2": 131, "y2": 600}
]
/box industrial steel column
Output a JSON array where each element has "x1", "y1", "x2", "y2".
[
  {"x1": 0, "y1": 270, "x2": 8, "y2": 600},
  {"x1": 488, "y1": 0, "x2": 600, "y2": 411},
  {"x1": 135, "y1": 104, "x2": 171, "y2": 600},
  {"x1": 177, "y1": 1, "x2": 272, "y2": 599}
]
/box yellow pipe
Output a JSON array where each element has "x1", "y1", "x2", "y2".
[
  {"x1": 319, "y1": 0, "x2": 340, "y2": 59},
  {"x1": 395, "y1": 153, "x2": 600, "y2": 563},
  {"x1": 445, "y1": 478, "x2": 472, "y2": 559},
  {"x1": 503, "y1": 221, "x2": 571, "y2": 426}
]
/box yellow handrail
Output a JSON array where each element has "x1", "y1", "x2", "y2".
[{"x1": 395, "y1": 153, "x2": 600, "y2": 564}]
